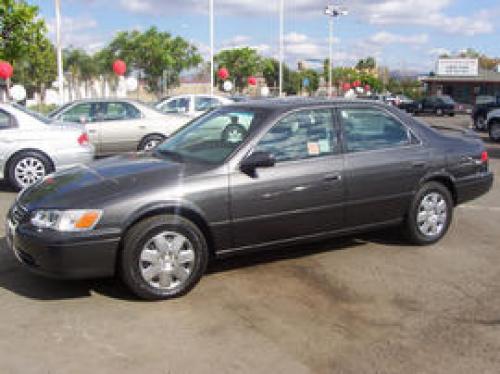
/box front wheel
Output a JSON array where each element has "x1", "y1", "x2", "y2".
[
  {"x1": 404, "y1": 182, "x2": 453, "y2": 245},
  {"x1": 120, "y1": 215, "x2": 209, "y2": 300},
  {"x1": 489, "y1": 121, "x2": 500, "y2": 142}
]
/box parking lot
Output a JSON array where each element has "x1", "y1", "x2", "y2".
[{"x1": 0, "y1": 114, "x2": 499, "y2": 374}]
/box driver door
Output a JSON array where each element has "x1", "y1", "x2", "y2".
[{"x1": 229, "y1": 108, "x2": 345, "y2": 249}]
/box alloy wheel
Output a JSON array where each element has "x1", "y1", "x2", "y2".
[{"x1": 14, "y1": 157, "x2": 46, "y2": 188}]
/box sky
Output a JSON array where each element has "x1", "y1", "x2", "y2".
[{"x1": 30, "y1": 0, "x2": 500, "y2": 72}]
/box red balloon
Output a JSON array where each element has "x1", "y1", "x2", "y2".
[
  {"x1": 247, "y1": 76, "x2": 257, "y2": 86},
  {"x1": 0, "y1": 61, "x2": 13, "y2": 80},
  {"x1": 365, "y1": 84, "x2": 371, "y2": 91},
  {"x1": 353, "y1": 80, "x2": 361, "y2": 88},
  {"x1": 112, "y1": 60, "x2": 127, "y2": 76},
  {"x1": 217, "y1": 68, "x2": 229, "y2": 80},
  {"x1": 342, "y1": 82, "x2": 351, "y2": 91}
]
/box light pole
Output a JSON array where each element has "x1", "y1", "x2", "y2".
[
  {"x1": 324, "y1": 5, "x2": 347, "y2": 98},
  {"x1": 55, "y1": 0, "x2": 64, "y2": 104},
  {"x1": 209, "y1": 0, "x2": 214, "y2": 96},
  {"x1": 279, "y1": 0, "x2": 284, "y2": 97}
]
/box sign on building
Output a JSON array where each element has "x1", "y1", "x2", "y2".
[{"x1": 437, "y1": 58, "x2": 479, "y2": 76}]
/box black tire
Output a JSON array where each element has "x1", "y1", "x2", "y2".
[
  {"x1": 474, "y1": 115, "x2": 487, "y2": 131},
  {"x1": 489, "y1": 121, "x2": 500, "y2": 142},
  {"x1": 404, "y1": 182, "x2": 453, "y2": 245},
  {"x1": 7, "y1": 151, "x2": 53, "y2": 191},
  {"x1": 138, "y1": 134, "x2": 166, "y2": 151},
  {"x1": 448, "y1": 113, "x2": 455, "y2": 117},
  {"x1": 120, "y1": 215, "x2": 209, "y2": 300}
]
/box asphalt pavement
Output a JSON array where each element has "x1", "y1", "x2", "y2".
[{"x1": 0, "y1": 115, "x2": 499, "y2": 374}]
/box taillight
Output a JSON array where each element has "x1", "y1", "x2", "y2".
[
  {"x1": 481, "y1": 151, "x2": 489, "y2": 163},
  {"x1": 78, "y1": 133, "x2": 89, "y2": 146}
]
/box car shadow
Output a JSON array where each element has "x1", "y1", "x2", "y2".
[
  {"x1": 0, "y1": 181, "x2": 15, "y2": 193},
  {"x1": 0, "y1": 228, "x2": 410, "y2": 301}
]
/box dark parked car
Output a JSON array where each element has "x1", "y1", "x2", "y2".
[
  {"x1": 6, "y1": 99, "x2": 493, "y2": 300},
  {"x1": 472, "y1": 95, "x2": 500, "y2": 131},
  {"x1": 403, "y1": 95, "x2": 456, "y2": 116}
]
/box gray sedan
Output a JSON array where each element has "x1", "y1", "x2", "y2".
[
  {"x1": 0, "y1": 103, "x2": 94, "y2": 190},
  {"x1": 6, "y1": 99, "x2": 493, "y2": 300}
]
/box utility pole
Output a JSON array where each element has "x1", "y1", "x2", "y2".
[
  {"x1": 209, "y1": 0, "x2": 214, "y2": 95},
  {"x1": 55, "y1": 0, "x2": 64, "y2": 104},
  {"x1": 279, "y1": 0, "x2": 284, "y2": 97},
  {"x1": 324, "y1": 5, "x2": 348, "y2": 98}
]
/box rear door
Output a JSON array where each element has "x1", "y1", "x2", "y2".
[
  {"x1": 339, "y1": 106, "x2": 430, "y2": 228},
  {"x1": 230, "y1": 108, "x2": 345, "y2": 249},
  {"x1": 96, "y1": 102, "x2": 144, "y2": 154}
]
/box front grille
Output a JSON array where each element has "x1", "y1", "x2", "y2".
[{"x1": 10, "y1": 203, "x2": 29, "y2": 225}]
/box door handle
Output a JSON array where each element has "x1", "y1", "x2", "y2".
[
  {"x1": 139, "y1": 125, "x2": 147, "y2": 129},
  {"x1": 87, "y1": 129, "x2": 97, "y2": 134},
  {"x1": 324, "y1": 173, "x2": 342, "y2": 182}
]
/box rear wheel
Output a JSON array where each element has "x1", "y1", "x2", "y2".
[
  {"x1": 7, "y1": 151, "x2": 53, "y2": 190},
  {"x1": 138, "y1": 134, "x2": 166, "y2": 152},
  {"x1": 489, "y1": 121, "x2": 500, "y2": 142},
  {"x1": 120, "y1": 215, "x2": 209, "y2": 300},
  {"x1": 404, "y1": 182, "x2": 453, "y2": 245},
  {"x1": 474, "y1": 115, "x2": 487, "y2": 131}
]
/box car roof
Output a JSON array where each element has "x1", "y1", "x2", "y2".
[{"x1": 223, "y1": 97, "x2": 390, "y2": 111}]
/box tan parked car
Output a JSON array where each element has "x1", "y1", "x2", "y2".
[{"x1": 49, "y1": 99, "x2": 190, "y2": 155}]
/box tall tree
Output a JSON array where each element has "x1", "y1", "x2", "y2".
[
  {"x1": 215, "y1": 47, "x2": 261, "y2": 92},
  {"x1": 101, "y1": 27, "x2": 202, "y2": 94}
]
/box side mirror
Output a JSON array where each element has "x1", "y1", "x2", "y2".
[
  {"x1": 79, "y1": 115, "x2": 88, "y2": 124},
  {"x1": 240, "y1": 151, "x2": 275, "y2": 173}
]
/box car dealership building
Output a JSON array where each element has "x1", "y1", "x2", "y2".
[{"x1": 421, "y1": 58, "x2": 500, "y2": 105}]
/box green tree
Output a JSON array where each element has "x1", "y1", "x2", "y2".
[
  {"x1": 100, "y1": 27, "x2": 202, "y2": 94},
  {"x1": 63, "y1": 48, "x2": 98, "y2": 99},
  {"x1": 356, "y1": 57, "x2": 376, "y2": 70},
  {"x1": 215, "y1": 47, "x2": 261, "y2": 92},
  {"x1": 1, "y1": 0, "x2": 56, "y2": 98}
]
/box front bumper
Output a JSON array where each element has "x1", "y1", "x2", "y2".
[
  {"x1": 455, "y1": 171, "x2": 494, "y2": 205},
  {"x1": 5, "y1": 217, "x2": 120, "y2": 279}
]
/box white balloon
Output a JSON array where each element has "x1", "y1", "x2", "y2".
[
  {"x1": 261, "y1": 86, "x2": 270, "y2": 97},
  {"x1": 126, "y1": 76, "x2": 138, "y2": 92},
  {"x1": 10, "y1": 85, "x2": 27, "y2": 102},
  {"x1": 223, "y1": 80, "x2": 233, "y2": 92}
]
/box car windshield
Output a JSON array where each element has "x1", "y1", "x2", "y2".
[
  {"x1": 440, "y1": 96, "x2": 455, "y2": 105},
  {"x1": 12, "y1": 103, "x2": 52, "y2": 124},
  {"x1": 154, "y1": 108, "x2": 268, "y2": 164}
]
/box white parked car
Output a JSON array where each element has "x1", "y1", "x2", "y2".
[
  {"x1": 0, "y1": 103, "x2": 94, "y2": 190},
  {"x1": 49, "y1": 99, "x2": 190, "y2": 155},
  {"x1": 155, "y1": 94, "x2": 233, "y2": 117}
]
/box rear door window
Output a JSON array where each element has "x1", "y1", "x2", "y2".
[{"x1": 340, "y1": 108, "x2": 411, "y2": 153}]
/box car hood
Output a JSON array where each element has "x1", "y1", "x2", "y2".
[{"x1": 18, "y1": 153, "x2": 208, "y2": 211}]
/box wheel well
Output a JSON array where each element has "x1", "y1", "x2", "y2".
[
  {"x1": 120, "y1": 207, "x2": 216, "y2": 258},
  {"x1": 5, "y1": 149, "x2": 55, "y2": 178},
  {"x1": 137, "y1": 133, "x2": 167, "y2": 150},
  {"x1": 425, "y1": 176, "x2": 457, "y2": 205}
]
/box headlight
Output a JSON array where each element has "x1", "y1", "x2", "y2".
[{"x1": 31, "y1": 210, "x2": 102, "y2": 232}]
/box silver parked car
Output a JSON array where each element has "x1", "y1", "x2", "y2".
[
  {"x1": 49, "y1": 99, "x2": 190, "y2": 155},
  {"x1": 155, "y1": 94, "x2": 233, "y2": 117},
  {"x1": 0, "y1": 103, "x2": 94, "y2": 190}
]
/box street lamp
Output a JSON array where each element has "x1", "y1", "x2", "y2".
[
  {"x1": 324, "y1": 5, "x2": 348, "y2": 98},
  {"x1": 209, "y1": 0, "x2": 214, "y2": 96},
  {"x1": 279, "y1": 0, "x2": 284, "y2": 97},
  {"x1": 55, "y1": 0, "x2": 64, "y2": 104}
]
